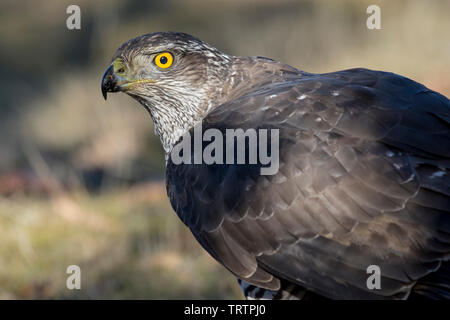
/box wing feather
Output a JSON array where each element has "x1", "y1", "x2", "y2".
[{"x1": 166, "y1": 68, "x2": 450, "y2": 299}]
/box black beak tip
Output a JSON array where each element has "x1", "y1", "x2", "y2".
[{"x1": 102, "y1": 86, "x2": 108, "y2": 100}]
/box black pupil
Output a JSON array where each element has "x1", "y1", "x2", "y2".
[{"x1": 160, "y1": 56, "x2": 168, "y2": 64}]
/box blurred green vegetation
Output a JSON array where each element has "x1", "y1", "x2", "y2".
[
  {"x1": 0, "y1": 183, "x2": 241, "y2": 299},
  {"x1": 0, "y1": 0, "x2": 449, "y2": 299}
]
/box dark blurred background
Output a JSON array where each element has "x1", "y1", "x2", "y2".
[{"x1": 0, "y1": 0, "x2": 449, "y2": 299}]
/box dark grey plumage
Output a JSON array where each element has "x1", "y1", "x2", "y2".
[{"x1": 103, "y1": 32, "x2": 450, "y2": 299}]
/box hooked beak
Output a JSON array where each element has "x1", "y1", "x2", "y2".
[
  {"x1": 101, "y1": 65, "x2": 119, "y2": 100},
  {"x1": 101, "y1": 65, "x2": 156, "y2": 100}
]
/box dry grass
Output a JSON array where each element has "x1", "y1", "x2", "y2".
[{"x1": 0, "y1": 183, "x2": 242, "y2": 299}]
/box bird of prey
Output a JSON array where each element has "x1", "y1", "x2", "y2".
[{"x1": 102, "y1": 32, "x2": 450, "y2": 300}]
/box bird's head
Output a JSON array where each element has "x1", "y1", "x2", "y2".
[{"x1": 101, "y1": 32, "x2": 233, "y2": 152}]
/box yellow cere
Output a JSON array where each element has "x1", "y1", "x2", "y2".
[
  {"x1": 113, "y1": 58, "x2": 126, "y2": 75},
  {"x1": 154, "y1": 52, "x2": 173, "y2": 69}
]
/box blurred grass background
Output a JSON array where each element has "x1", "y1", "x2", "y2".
[{"x1": 0, "y1": 0, "x2": 449, "y2": 299}]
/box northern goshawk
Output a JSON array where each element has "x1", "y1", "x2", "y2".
[{"x1": 102, "y1": 32, "x2": 450, "y2": 300}]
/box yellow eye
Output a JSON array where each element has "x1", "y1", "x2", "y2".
[{"x1": 154, "y1": 52, "x2": 173, "y2": 69}]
